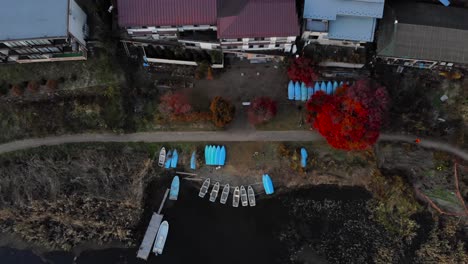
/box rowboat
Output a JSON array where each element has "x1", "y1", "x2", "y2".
[
  {"x1": 164, "y1": 150, "x2": 172, "y2": 169},
  {"x1": 198, "y1": 178, "x2": 210, "y2": 198},
  {"x1": 158, "y1": 147, "x2": 166, "y2": 167},
  {"x1": 300, "y1": 148, "x2": 308, "y2": 168},
  {"x1": 170, "y1": 149, "x2": 178, "y2": 168},
  {"x1": 247, "y1": 186, "x2": 255, "y2": 207},
  {"x1": 190, "y1": 151, "x2": 196, "y2": 170},
  {"x1": 262, "y1": 174, "x2": 274, "y2": 195},
  {"x1": 240, "y1": 186, "x2": 248, "y2": 206},
  {"x1": 215, "y1": 146, "x2": 221, "y2": 165},
  {"x1": 153, "y1": 221, "x2": 169, "y2": 255},
  {"x1": 169, "y1": 176, "x2": 179, "y2": 201},
  {"x1": 220, "y1": 184, "x2": 230, "y2": 204},
  {"x1": 209, "y1": 182, "x2": 220, "y2": 202},
  {"x1": 219, "y1": 146, "x2": 226, "y2": 166},
  {"x1": 232, "y1": 187, "x2": 240, "y2": 207}
]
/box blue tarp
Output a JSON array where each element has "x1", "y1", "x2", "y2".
[
  {"x1": 288, "y1": 80, "x2": 294, "y2": 100},
  {"x1": 300, "y1": 148, "x2": 308, "y2": 168},
  {"x1": 204, "y1": 145, "x2": 226, "y2": 166}
]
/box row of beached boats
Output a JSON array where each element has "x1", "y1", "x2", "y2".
[
  {"x1": 198, "y1": 178, "x2": 255, "y2": 207},
  {"x1": 158, "y1": 147, "x2": 179, "y2": 169}
]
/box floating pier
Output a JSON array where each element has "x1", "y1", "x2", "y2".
[{"x1": 137, "y1": 189, "x2": 169, "y2": 260}]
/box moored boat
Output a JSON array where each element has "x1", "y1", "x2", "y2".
[
  {"x1": 158, "y1": 147, "x2": 166, "y2": 167},
  {"x1": 247, "y1": 186, "x2": 256, "y2": 207},
  {"x1": 199, "y1": 178, "x2": 210, "y2": 198},
  {"x1": 219, "y1": 146, "x2": 226, "y2": 166},
  {"x1": 164, "y1": 150, "x2": 172, "y2": 169},
  {"x1": 209, "y1": 182, "x2": 220, "y2": 202},
  {"x1": 169, "y1": 176, "x2": 179, "y2": 200},
  {"x1": 240, "y1": 186, "x2": 248, "y2": 206},
  {"x1": 152, "y1": 221, "x2": 169, "y2": 255},
  {"x1": 232, "y1": 187, "x2": 240, "y2": 207},
  {"x1": 190, "y1": 151, "x2": 196, "y2": 170},
  {"x1": 262, "y1": 174, "x2": 274, "y2": 195},
  {"x1": 170, "y1": 149, "x2": 178, "y2": 168},
  {"x1": 220, "y1": 184, "x2": 230, "y2": 204}
]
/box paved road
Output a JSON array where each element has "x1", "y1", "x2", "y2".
[{"x1": 0, "y1": 131, "x2": 466, "y2": 161}]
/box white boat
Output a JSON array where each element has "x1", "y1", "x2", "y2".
[
  {"x1": 158, "y1": 147, "x2": 166, "y2": 167},
  {"x1": 153, "y1": 221, "x2": 169, "y2": 256},
  {"x1": 209, "y1": 182, "x2": 220, "y2": 202},
  {"x1": 220, "y1": 184, "x2": 230, "y2": 204},
  {"x1": 240, "y1": 186, "x2": 248, "y2": 206},
  {"x1": 232, "y1": 187, "x2": 240, "y2": 207},
  {"x1": 199, "y1": 178, "x2": 210, "y2": 198},
  {"x1": 248, "y1": 186, "x2": 256, "y2": 207}
]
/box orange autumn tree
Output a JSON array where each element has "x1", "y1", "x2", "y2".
[
  {"x1": 210, "y1": 96, "x2": 235, "y2": 128},
  {"x1": 305, "y1": 80, "x2": 389, "y2": 150}
]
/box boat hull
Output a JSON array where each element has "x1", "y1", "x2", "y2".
[
  {"x1": 209, "y1": 182, "x2": 220, "y2": 202},
  {"x1": 170, "y1": 150, "x2": 178, "y2": 168},
  {"x1": 169, "y1": 176, "x2": 180, "y2": 200},
  {"x1": 232, "y1": 187, "x2": 240, "y2": 207},
  {"x1": 240, "y1": 186, "x2": 248, "y2": 206},
  {"x1": 220, "y1": 184, "x2": 230, "y2": 204},
  {"x1": 199, "y1": 178, "x2": 210, "y2": 198},
  {"x1": 153, "y1": 221, "x2": 169, "y2": 255},
  {"x1": 262, "y1": 174, "x2": 274, "y2": 195},
  {"x1": 158, "y1": 147, "x2": 166, "y2": 167}
]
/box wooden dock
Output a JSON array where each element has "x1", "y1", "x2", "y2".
[{"x1": 136, "y1": 189, "x2": 169, "y2": 260}]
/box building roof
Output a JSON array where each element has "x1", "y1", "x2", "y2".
[
  {"x1": 217, "y1": 0, "x2": 300, "y2": 39},
  {"x1": 329, "y1": 16, "x2": 377, "y2": 42},
  {"x1": 0, "y1": 0, "x2": 69, "y2": 41},
  {"x1": 117, "y1": 0, "x2": 218, "y2": 27},
  {"x1": 303, "y1": 0, "x2": 384, "y2": 20},
  {"x1": 377, "y1": 2, "x2": 468, "y2": 64}
]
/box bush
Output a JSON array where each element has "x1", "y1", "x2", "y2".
[
  {"x1": 287, "y1": 57, "x2": 318, "y2": 86},
  {"x1": 10, "y1": 84, "x2": 24, "y2": 96},
  {"x1": 248, "y1": 97, "x2": 277, "y2": 125},
  {"x1": 210, "y1": 96, "x2": 235, "y2": 128},
  {"x1": 27, "y1": 81, "x2": 39, "y2": 93},
  {"x1": 206, "y1": 67, "x2": 213, "y2": 80},
  {"x1": 158, "y1": 90, "x2": 192, "y2": 117},
  {"x1": 45, "y1": 80, "x2": 58, "y2": 91}
]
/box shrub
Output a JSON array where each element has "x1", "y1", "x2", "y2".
[
  {"x1": 158, "y1": 90, "x2": 192, "y2": 117},
  {"x1": 27, "y1": 81, "x2": 40, "y2": 93},
  {"x1": 210, "y1": 96, "x2": 235, "y2": 128},
  {"x1": 45, "y1": 80, "x2": 58, "y2": 91},
  {"x1": 287, "y1": 57, "x2": 319, "y2": 86},
  {"x1": 206, "y1": 67, "x2": 213, "y2": 80},
  {"x1": 247, "y1": 97, "x2": 277, "y2": 125},
  {"x1": 10, "y1": 84, "x2": 24, "y2": 96}
]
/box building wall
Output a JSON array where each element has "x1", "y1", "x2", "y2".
[
  {"x1": 302, "y1": 30, "x2": 365, "y2": 48},
  {"x1": 127, "y1": 25, "x2": 217, "y2": 40},
  {"x1": 68, "y1": 0, "x2": 88, "y2": 46},
  {"x1": 220, "y1": 36, "x2": 296, "y2": 52}
]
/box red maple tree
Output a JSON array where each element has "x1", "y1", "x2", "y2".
[
  {"x1": 287, "y1": 57, "x2": 318, "y2": 86},
  {"x1": 248, "y1": 97, "x2": 277, "y2": 125},
  {"x1": 158, "y1": 90, "x2": 192, "y2": 117},
  {"x1": 305, "y1": 80, "x2": 389, "y2": 150}
]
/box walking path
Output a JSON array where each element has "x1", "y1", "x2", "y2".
[{"x1": 0, "y1": 131, "x2": 466, "y2": 161}]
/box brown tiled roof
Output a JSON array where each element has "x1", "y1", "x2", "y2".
[
  {"x1": 217, "y1": 0, "x2": 300, "y2": 38},
  {"x1": 117, "y1": 0, "x2": 217, "y2": 27}
]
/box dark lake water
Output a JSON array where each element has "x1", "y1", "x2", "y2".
[{"x1": 0, "y1": 184, "x2": 372, "y2": 264}]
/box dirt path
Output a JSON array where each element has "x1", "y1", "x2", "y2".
[{"x1": 0, "y1": 131, "x2": 466, "y2": 161}]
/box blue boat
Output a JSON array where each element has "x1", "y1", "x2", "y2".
[
  {"x1": 288, "y1": 80, "x2": 294, "y2": 100},
  {"x1": 307, "y1": 87, "x2": 314, "y2": 100},
  {"x1": 294, "y1": 81, "x2": 301, "y2": 101},
  {"x1": 339, "y1": 81, "x2": 344, "y2": 87},
  {"x1": 327, "y1": 81, "x2": 333, "y2": 94},
  {"x1": 215, "y1": 146, "x2": 221, "y2": 165},
  {"x1": 207, "y1": 145, "x2": 213, "y2": 165},
  {"x1": 210, "y1": 146, "x2": 217, "y2": 165},
  {"x1": 169, "y1": 176, "x2": 180, "y2": 200},
  {"x1": 190, "y1": 151, "x2": 196, "y2": 170},
  {"x1": 300, "y1": 148, "x2": 308, "y2": 168},
  {"x1": 262, "y1": 174, "x2": 274, "y2": 195},
  {"x1": 170, "y1": 149, "x2": 178, "y2": 168},
  {"x1": 219, "y1": 146, "x2": 226, "y2": 166},
  {"x1": 320, "y1": 81, "x2": 327, "y2": 93},
  {"x1": 204, "y1": 145, "x2": 209, "y2": 164},
  {"x1": 165, "y1": 150, "x2": 172, "y2": 169},
  {"x1": 314, "y1": 82, "x2": 320, "y2": 95},
  {"x1": 301, "y1": 82, "x2": 307, "y2": 101},
  {"x1": 333, "y1": 81, "x2": 338, "y2": 93}
]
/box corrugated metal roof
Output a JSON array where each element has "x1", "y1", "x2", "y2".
[
  {"x1": 117, "y1": 0, "x2": 218, "y2": 27},
  {"x1": 328, "y1": 16, "x2": 377, "y2": 42},
  {"x1": 303, "y1": 0, "x2": 384, "y2": 20},
  {"x1": 377, "y1": 3, "x2": 468, "y2": 64},
  {"x1": 217, "y1": 0, "x2": 300, "y2": 38},
  {"x1": 0, "y1": 0, "x2": 69, "y2": 41}
]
